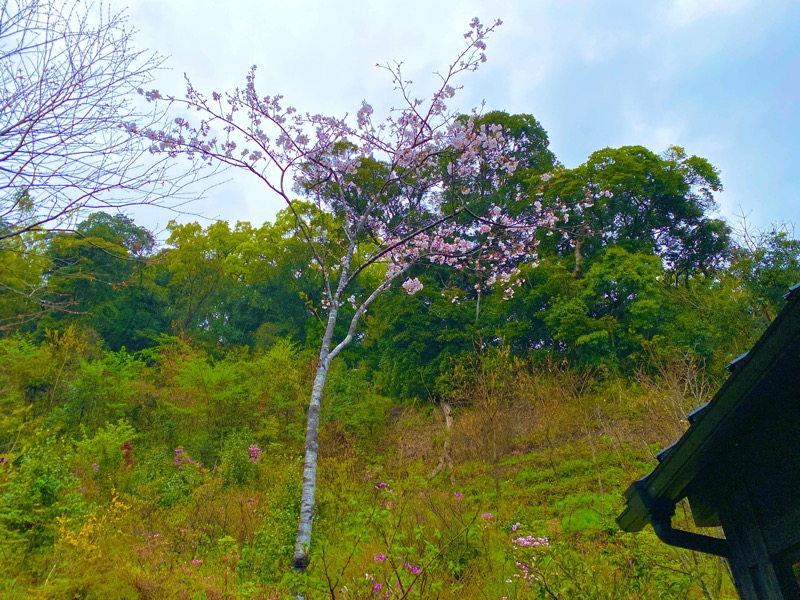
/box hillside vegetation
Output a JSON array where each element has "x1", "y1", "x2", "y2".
[{"x1": 2, "y1": 129, "x2": 799, "y2": 598}]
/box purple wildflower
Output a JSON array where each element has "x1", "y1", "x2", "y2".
[
  {"x1": 512, "y1": 535, "x2": 549, "y2": 548},
  {"x1": 403, "y1": 561, "x2": 421, "y2": 575},
  {"x1": 248, "y1": 444, "x2": 262, "y2": 462},
  {"x1": 174, "y1": 447, "x2": 194, "y2": 467}
]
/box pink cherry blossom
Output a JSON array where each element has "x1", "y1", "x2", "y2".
[
  {"x1": 141, "y1": 17, "x2": 564, "y2": 581},
  {"x1": 402, "y1": 277, "x2": 423, "y2": 295}
]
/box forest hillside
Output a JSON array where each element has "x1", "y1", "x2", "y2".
[
  {"x1": 2, "y1": 130, "x2": 799, "y2": 598},
  {"x1": 2, "y1": 5, "x2": 798, "y2": 596}
]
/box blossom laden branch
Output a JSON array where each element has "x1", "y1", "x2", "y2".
[{"x1": 138, "y1": 17, "x2": 566, "y2": 590}]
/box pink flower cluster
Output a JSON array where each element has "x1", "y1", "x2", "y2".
[
  {"x1": 506, "y1": 526, "x2": 551, "y2": 588},
  {"x1": 403, "y1": 561, "x2": 421, "y2": 575},
  {"x1": 173, "y1": 447, "x2": 194, "y2": 470},
  {"x1": 401, "y1": 278, "x2": 423, "y2": 295},
  {"x1": 248, "y1": 444, "x2": 262, "y2": 462},
  {"x1": 512, "y1": 535, "x2": 549, "y2": 548},
  {"x1": 368, "y1": 555, "x2": 420, "y2": 597}
]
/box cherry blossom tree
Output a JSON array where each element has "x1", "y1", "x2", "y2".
[
  {"x1": 143, "y1": 17, "x2": 561, "y2": 583},
  {"x1": 0, "y1": 0, "x2": 201, "y2": 243}
]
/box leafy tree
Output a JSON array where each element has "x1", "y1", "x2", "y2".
[
  {"x1": 52, "y1": 351, "x2": 144, "y2": 436},
  {"x1": 362, "y1": 112, "x2": 558, "y2": 398},
  {"x1": 654, "y1": 274, "x2": 765, "y2": 373},
  {"x1": 241, "y1": 205, "x2": 329, "y2": 347},
  {"x1": 543, "y1": 246, "x2": 664, "y2": 367},
  {"x1": 160, "y1": 220, "x2": 248, "y2": 345},
  {"x1": 486, "y1": 255, "x2": 577, "y2": 356},
  {"x1": 731, "y1": 223, "x2": 800, "y2": 322},
  {"x1": 364, "y1": 271, "x2": 479, "y2": 399},
  {"x1": 541, "y1": 145, "x2": 730, "y2": 281},
  {"x1": 160, "y1": 211, "x2": 323, "y2": 349},
  {"x1": 40, "y1": 212, "x2": 163, "y2": 350},
  {"x1": 457, "y1": 111, "x2": 557, "y2": 212},
  {"x1": 0, "y1": 227, "x2": 49, "y2": 331}
]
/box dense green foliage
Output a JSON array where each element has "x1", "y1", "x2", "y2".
[
  {"x1": 0, "y1": 331, "x2": 745, "y2": 598},
  {"x1": 1, "y1": 116, "x2": 798, "y2": 597}
]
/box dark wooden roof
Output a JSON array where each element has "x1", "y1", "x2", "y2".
[{"x1": 618, "y1": 284, "x2": 800, "y2": 532}]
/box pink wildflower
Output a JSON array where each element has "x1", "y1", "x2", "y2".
[
  {"x1": 512, "y1": 535, "x2": 549, "y2": 548},
  {"x1": 403, "y1": 561, "x2": 421, "y2": 575},
  {"x1": 248, "y1": 444, "x2": 262, "y2": 462},
  {"x1": 174, "y1": 447, "x2": 194, "y2": 468}
]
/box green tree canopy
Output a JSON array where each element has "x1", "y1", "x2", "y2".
[{"x1": 541, "y1": 145, "x2": 730, "y2": 281}]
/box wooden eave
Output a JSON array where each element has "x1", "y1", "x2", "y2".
[{"x1": 618, "y1": 283, "x2": 800, "y2": 533}]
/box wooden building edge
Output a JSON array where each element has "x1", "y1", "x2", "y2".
[{"x1": 617, "y1": 283, "x2": 800, "y2": 599}]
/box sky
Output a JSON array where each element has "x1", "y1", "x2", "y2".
[{"x1": 125, "y1": 0, "x2": 800, "y2": 238}]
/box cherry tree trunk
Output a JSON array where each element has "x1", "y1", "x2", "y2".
[{"x1": 291, "y1": 308, "x2": 338, "y2": 575}]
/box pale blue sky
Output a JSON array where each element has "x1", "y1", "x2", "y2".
[{"x1": 126, "y1": 0, "x2": 799, "y2": 236}]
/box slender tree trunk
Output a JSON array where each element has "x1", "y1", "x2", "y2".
[
  {"x1": 491, "y1": 412, "x2": 501, "y2": 501},
  {"x1": 288, "y1": 259, "x2": 401, "y2": 598},
  {"x1": 475, "y1": 285, "x2": 482, "y2": 324},
  {"x1": 429, "y1": 402, "x2": 455, "y2": 485},
  {"x1": 292, "y1": 308, "x2": 338, "y2": 576},
  {"x1": 573, "y1": 237, "x2": 584, "y2": 278},
  {"x1": 474, "y1": 255, "x2": 483, "y2": 324}
]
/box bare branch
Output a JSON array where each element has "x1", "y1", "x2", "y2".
[{"x1": 0, "y1": 0, "x2": 204, "y2": 242}]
